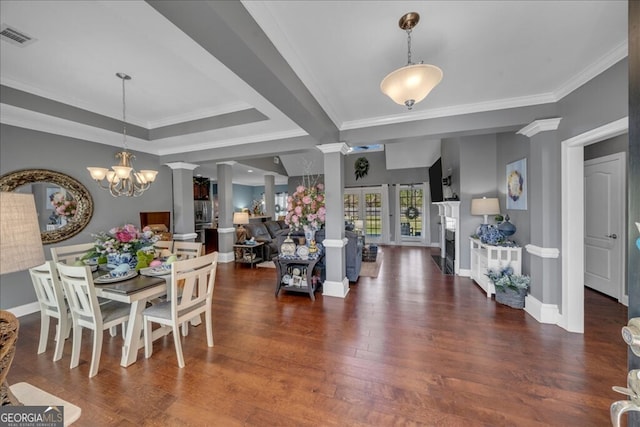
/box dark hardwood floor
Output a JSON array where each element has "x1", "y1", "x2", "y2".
[{"x1": 7, "y1": 246, "x2": 628, "y2": 426}]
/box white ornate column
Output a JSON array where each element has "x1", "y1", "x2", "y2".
[
  {"x1": 165, "y1": 162, "x2": 198, "y2": 241},
  {"x1": 317, "y1": 143, "x2": 349, "y2": 298}
]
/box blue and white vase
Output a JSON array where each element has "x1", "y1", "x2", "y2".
[
  {"x1": 107, "y1": 252, "x2": 137, "y2": 270},
  {"x1": 304, "y1": 226, "x2": 316, "y2": 247}
]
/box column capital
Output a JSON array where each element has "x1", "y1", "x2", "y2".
[
  {"x1": 165, "y1": 162, "x2": 199, "y2": 170},
  {"x1": 517, "y1": 118, "x2": 562, "y2": 138},
  {"x1": 216, "y1": 161, "x2": 236, "y2": 166},
  {"x1": 317, "y1": 142, "x2": 349, "y2": 155}
]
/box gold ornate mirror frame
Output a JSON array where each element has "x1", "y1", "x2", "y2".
[{"x1": 0, "y1": 169, "x2": 94, "y2": 244}]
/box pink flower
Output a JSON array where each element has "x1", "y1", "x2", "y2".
[
  {"x1": 296, "y1": 185, "x2": 305, "y2": 193},
  {"x1": 316, "y1": 195, "x2": 324, "y2": 203},
  {"x1": 116, "y1": 231, "x2": 134, "y2": 243},
  {"x1": 294, "y1": 206, "x2": 302, "y2": 215},
  {"x1": 316, "y1": 183, "x2": 324, "y2": 191},
  {"x1": 302, "y1": 195, "x2": 312, "y2": 204}
]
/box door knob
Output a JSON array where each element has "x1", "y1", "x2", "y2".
[{"x1": 607, "y1": 234, "x2": 618, "y2": 239}]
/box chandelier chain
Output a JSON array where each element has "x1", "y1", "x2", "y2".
[
  {"x1": 121, "y1": 74, "x2": 127, "y2": 151},
  {"x1": 406, "y1": 28, "x2": 413, "y2": 65}
]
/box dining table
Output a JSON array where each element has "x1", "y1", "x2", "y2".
[{"x1": 92, "y1": 270, "x2": 169, "y2": 367}]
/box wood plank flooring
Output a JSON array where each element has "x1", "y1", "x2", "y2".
[{"x1": 7, "y1": 246, "x2": 628, "y2": 426}]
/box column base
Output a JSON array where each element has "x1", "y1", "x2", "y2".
[
  {"x1": 322, "y1": 277, "x2": 349, "y2": 298},
  {"x1": 217, "y1": 251, "x2": 235, "y2": 263}
]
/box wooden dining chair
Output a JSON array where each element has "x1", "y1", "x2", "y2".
[
  {"x1": 173, "y1": 241, "x2": 202, "y2": 260},
  {"x1": 56, "y1": 263, "x2": 131, "y2": 378},
  {"x1": 143, "y1": 252, "x2": 218, "y2": 368},
  {"x1": 50, "y1": 242, "x2": 95, "y2": 265},
  {"x1": 153, "y1": 240, "x2": 174, "y2": 257},
  {"x1": 29, "y1": 261, "x2": 71, "y2": 362}
]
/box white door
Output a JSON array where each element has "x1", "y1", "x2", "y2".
[
  {"x1": 344, "y1": 187, "x2": 385, "y2": 244},
  {"x1": 584, "y1": 152, "x2": 625, "y2": 302}
]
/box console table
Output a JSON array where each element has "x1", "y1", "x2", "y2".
[
  {"x1": 275, "y1": 252, "x2": 323, "y2": 301},
  {"x1": 469, "y1": 237, "x2": 522, "y2": 297}
]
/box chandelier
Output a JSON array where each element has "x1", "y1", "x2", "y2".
[
  {"x1": 87, "y1": 73, "x2": 157, "y2": 197},
  {"x1": 380, "y1": 12, "x2": 443, "y2": 110}
]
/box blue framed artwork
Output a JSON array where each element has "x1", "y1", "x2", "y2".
[{"x1": 506, "y1": 158, "x2": 527, "y2": 210}]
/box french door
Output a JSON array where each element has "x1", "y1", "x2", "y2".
[
  {"x1": 397, "y1": 184, "x2": 426, "y2": 244},
  {"x1": 344, "y1": 187, "x2": 385, "y2": 244}
]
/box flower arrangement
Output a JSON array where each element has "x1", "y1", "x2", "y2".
[
  {"x1": 486, "y1": 266, "x2": 530, "y2": 291},
  {"x1": 486, "y1": 265, "x2": 530, "y2": 309},
  {"x1": 50, "y1": 191, "x2": 77, "y2": 218},
  {"x1": 284, "y1": 180, "x2": 326, "y2": 231},
  {"x1": 84, "y1": 224, "x2": 158, "y2": 265}
]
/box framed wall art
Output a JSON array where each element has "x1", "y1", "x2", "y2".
[{"x1": 506, "y1": 158, "x2": 527, "y2": 210}]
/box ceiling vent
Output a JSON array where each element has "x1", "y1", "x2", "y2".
[{"x1": 0, "y1": 24, "x2": 36, "y2": 47}]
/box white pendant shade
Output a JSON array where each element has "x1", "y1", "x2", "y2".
[{"x1": 380, "y1": 63, "x2": 443, "y2": 108}]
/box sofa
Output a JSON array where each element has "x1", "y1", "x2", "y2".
[
  {"x1": 274, "y1": 228, "x2": 363, "y2": 282},
  {"x1": 243, "y1": 220, "x2": 289, "y2": 260}
]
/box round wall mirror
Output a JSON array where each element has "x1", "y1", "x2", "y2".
[{"x1": 0, "y1": 169, "x2": 94, "y2": 244}]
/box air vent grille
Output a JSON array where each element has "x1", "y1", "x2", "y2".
[{"x1": 0, "y1": 24, "x2": 36, "y2": 47}]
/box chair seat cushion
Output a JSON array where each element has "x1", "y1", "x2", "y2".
[
  {"x1": 100, "y1": 301, "x2": 131, "y2": 323},
  {"x1": 142, "y1": 299, "x2": 206, "y2": 321}
]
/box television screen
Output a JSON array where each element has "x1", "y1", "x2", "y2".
[{"x1": 429, "y1": 158, "x2": 444, "y2": 202}]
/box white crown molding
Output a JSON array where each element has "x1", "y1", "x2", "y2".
[
  {"x1": 553, "y1": 40, "x2": 628, "y2": 101},
  {"x1": 146, "y1": 101, "x2": 253, "y2": 128},
  {"x1": 563, "y1": 116, "x2": 628, "y2": 147},
  {"x1": 155, "y1": 128, "x2": 308, "y2": 156},
  {"x1": 0, "y1": 77, "x2": 148, "y2": 127},
  {"x1": 525, "y1": 244, "x2": 560, "y2": 259},
  {"x1": 165, "y1": 162, "x2": 199, "y2": 170},
  {"x1": 517, "y1": 118, "x2": 562, "y2": 137},
  {"x1": 340, "y1": 92, "x2": 556, "y2": 131},
  {"x1": 0, "y1": 104, "x2": 158, "y2": 154},
  {"x1": 316, "y1": 143, "x2": 349, "y2": 155}
]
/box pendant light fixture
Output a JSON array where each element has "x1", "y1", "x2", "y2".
[
  {"x1": 87, "y1": 73, "x2": 157, "y2": 197},
  {"x1": 380, "y1": 12, "x2": 443, "y2": 110}
]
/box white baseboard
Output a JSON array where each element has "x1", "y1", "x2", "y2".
[
  {"x1": 524, "y1": 294, "x2": 560, "y2": 324},
  {"x1": 217, "y1": 251, "x2": 235, "y2": 263},
  {"x1": 322, "y1": 278, "x2": 350, "y2": 298},
  {"x1": 6, "y1": 301, "x2": 40, "y2": 318},
  {"x1": 458, "y1": 268, "x2": 471, "y2": 277}
]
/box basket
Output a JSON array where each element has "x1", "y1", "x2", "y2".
[
  {"x1": 495, "y1": 287, "x2": 527, "y2": 309},
  {"x1": 362, "y1": 245, "x2": 378, "y2": 262}
]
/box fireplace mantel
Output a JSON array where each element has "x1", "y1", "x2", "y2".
[{"x1": 433, "y1": 201, "x2": 461, "y2": 274}]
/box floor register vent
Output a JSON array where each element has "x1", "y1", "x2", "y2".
[{"x1": 0, "y1": 24, "x2": 36, "y2": 47}]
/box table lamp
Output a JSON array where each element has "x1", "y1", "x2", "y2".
[
  {"x1": 0, "y1": 192, "x2": 45, "y2": 405},
  {"x1": 233, "y1": 211, "x2": 250, "y2": 243},
  {"x1": 471, "y1": 197, "x2": 500, "y2": 225}
]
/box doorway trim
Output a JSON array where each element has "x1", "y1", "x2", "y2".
[{"x1": 560, "y1": 116, "x2": 628, "y2": 333}]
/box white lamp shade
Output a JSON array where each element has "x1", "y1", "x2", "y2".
[
  {"x1": 471, "y1": 198, "x2": 501, "y2": 216},
  {"x1": 380, "y1": 64, "x2": 443, "y2": 106},
  {"x1": 0, "y1": 192, "x2": 45, "y2": 275},
  {"x1": 354, "y1": 220, "x2": 364, "y2": 230},
  {"x1": 140, "y1": 170, "x2": 158, "y2": 183},
  {"x1": 87, "y1": 167, "x2": 108, "y2": 181},
  {"x1": 233, "y1": 212, "x2": 250, "y2": 225},
  {"x1": 112, "y1": 165, "x2": 132, "y2": 179}
]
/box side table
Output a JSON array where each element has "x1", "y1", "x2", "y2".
[
  {"x1": 234, "y1": 242, "x2": 264, "y2": 268},
  {"x1": 275, "y1": 252, "x2": 323, "y2": 301}
]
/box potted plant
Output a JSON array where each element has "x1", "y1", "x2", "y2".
[{"x1": 486, "y1": 266, "x2": 530, "y2": 309}]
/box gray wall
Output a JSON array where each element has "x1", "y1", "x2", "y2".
[
  {"x1": 584, "y1": 133, "x2": 628, "y2": 160},
  {"x1": 0, "y1": 124, "x2": 172, "y2": 310},
  {"x1": 496, "y1": 131, "x2": 531, "y2": 274}
]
